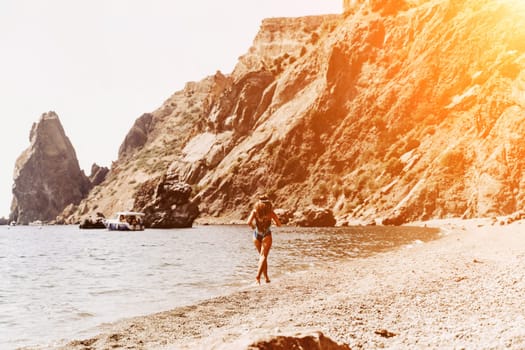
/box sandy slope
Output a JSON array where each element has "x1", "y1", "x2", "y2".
[{"x1": 55, "y1": 218, "x2": 525, "y2": 349}]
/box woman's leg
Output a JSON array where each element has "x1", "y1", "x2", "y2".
[
  {"x1": 257, "y1": 235, "x2": 272, "y2": 283},
  {"x1": 253, "y1": 236, "x2": 262, "y2": 253},
  {"x1": 253, "y1": 237, "x2": 262, "y2": 283}
]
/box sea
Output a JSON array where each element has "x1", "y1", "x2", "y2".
[{"x1": 0, "y1": 224, "x2": 440, "y2": 349}]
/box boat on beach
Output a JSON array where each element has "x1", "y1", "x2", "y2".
[{"x1": 105, "y1": 211, "x2": 145, "y2": 231}]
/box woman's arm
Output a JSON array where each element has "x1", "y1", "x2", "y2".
[
  {"x1": 247, "y1": 210, "x2": 256, "y2": 229},
  {"x1": 271, "y1": 211, "x2": 282, "y2": 227}
]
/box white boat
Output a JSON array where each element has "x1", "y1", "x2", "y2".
[{"x1": 105, "y1": 211, "x2": 145, "y2": 231}]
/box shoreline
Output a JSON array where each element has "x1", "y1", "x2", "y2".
[{"x1": 50, "y1": 218, "x2": 525, "y2": 349}]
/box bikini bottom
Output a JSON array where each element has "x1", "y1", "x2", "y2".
[{"x1": 253, "y1": 230, "x2": 271, "y2": 242}]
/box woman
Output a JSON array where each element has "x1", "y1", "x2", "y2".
[{"x1": 247, "y1": 196, "x2": 282, "y2": 284}]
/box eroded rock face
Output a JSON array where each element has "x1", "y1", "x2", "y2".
[
  {"x1": 10, "y1": 112, "x2": 91, "y2": 224},
  {"x1": 118, "y1": 113, "x2": 154, "y2": 159},
  {"x1": 89, "y1": 163, "x2": 109, "y2": 187},
  {"x1": 291, "y1": 207, "x2": 337, "y2": 227},
  {"x1": 133, "y1": 171, "x2": 199, "y2": 228},
  {"x1": 66, "y1": 0, "x2": 525, "y2": 226}
]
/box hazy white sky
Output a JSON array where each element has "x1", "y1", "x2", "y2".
[{"x1": 0, "y1": 1, "x2": 341, "y2": 218}]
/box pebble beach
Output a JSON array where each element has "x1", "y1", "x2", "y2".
[{"x1": 52, "y1": 218, "x2": 525, "y2": 349}]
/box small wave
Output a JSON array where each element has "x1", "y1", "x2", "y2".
[
  {"x1": 89, "y1": 289, "x2": 127, "y2": 296},
  {"x1": 91, "y1": 257, "x2": 108, "y2": 261},
  {"x1": 0, "y1": 318, "x2": 17, "y2": 327},
  {"x1": 176, "y1": 281, "x2": 209, "y2": 289},
  {"x1": 158, "y1": 262, "x2": 179, "y2": 268}
]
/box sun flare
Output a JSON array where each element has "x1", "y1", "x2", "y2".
[{"x1": 498, "y1": 0, "x2": 525, "y2": 9}]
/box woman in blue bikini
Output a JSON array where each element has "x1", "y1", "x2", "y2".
[{"x1": 247, "y1": 196, "x2": 282, "y2": 284}]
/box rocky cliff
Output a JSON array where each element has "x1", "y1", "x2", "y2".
[
  {"x1": 10, "y1": 112, "x2": 92, "y2": 224},
  {"x1": 132, "y1": 170, "x2": 199, "y2": 228},
  {"x1": 65, "y1": 0, "x2": 525, "y2": 225}
]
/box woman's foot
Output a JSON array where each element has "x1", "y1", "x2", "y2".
[
  {"x1": 265, "y1": 278, "x2": 271, "y2": 283},
  {"x1": 255, "y1": 278, "x2": 261, "y2": 285}
]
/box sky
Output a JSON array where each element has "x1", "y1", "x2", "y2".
[{"x1": 0, "y1": 1, "x2": 341, "y2": 218}]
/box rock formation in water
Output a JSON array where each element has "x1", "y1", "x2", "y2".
[
  {"x1": 132, "y1": 170, "x2": 199, "y2": 228},
  {"x1": 10, "y1": 112, "x2": 91, "y2": 224},
  {"x1": 63, "y1": 0, "x2": 525, "y2": 226},
  {"x1": 291, "y1": 207, "x2": 337, "y2": 227}
]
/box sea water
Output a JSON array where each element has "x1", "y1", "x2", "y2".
[{"x1": 0, "y1": 224, "x2": 440, "y2": 349}]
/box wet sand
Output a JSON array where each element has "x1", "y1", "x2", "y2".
[{"x1": 54, "y1": 218, "x2": 525, "y2": 349}]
